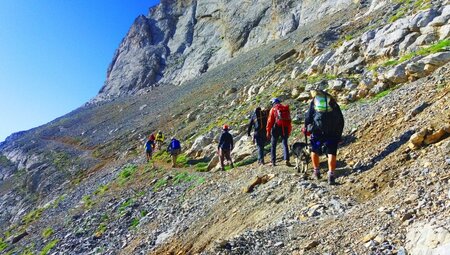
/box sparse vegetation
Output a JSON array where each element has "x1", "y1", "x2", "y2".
[
  {"x1": 93, "y1": 184, "x2": 109, "y2": 196},
  {"x1": 118, "y1": 199, "x2": 134, "y2": 216},
  {"x1": 42, "y1": 227, "x2": 54, "y2": 239},
  {"x1": 194, "y1": 162, "x2": 209, "y2": 172},
  {"x1": 173, "y1": 172, "x2": 195, "y2": 185},
  {"x1": 0, "y1": 238, "x2": 7, "y2": 252},
  {"x1": 82, "y1": 195, "x2": 94, "y2": 208},
  {"x1": 118, "y1": 164, "x2": 138, "y2": 185},
  {"x1": 153, "y1": 178, "x2": 168, "y2": 191},
  {"x1": 130, "y1": 218, "x2": 140, "y2": 228},
  {"x1": 23, "y1": 207, "x2": 46, "y2": 225},
  {"x1": 95, "y1": 223, "x2": 107, "y2": 237},
  {"x1": 39, "y1": 239, "x2": 59, "y2": 255},
  {"x1": 0, "y1": 155, "x2": 11, "y2": 166},
  {"x1": 176, "y1": 153, "x2": 189, "y2": 166}
]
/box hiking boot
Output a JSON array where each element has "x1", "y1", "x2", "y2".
[
  {"x1": 286, "y1": 161, "x2": 292, "y2": 167},
  {"x1": 313, "y1": 169, "x2": 321, "y2": 180},
  {"x1": 271, "y1": 162, "x2": 276, "y2": 167},
  {"x1": 328, "y1": 171, "x2": 336, "y2": 185}
]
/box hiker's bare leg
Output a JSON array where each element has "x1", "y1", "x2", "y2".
[
  {"x1": 311, "y1": 152, "x2": 320, "y2": 169},
  {"x1": 328, "y1": 154, "x2": 336, "y2": 172}
]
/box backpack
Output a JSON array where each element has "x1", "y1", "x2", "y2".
[
  {"x1": 254, "y1": 110, "x2": 268, "y2": 132},
  {"x1": 171, "y1": 139, "x2": 181, "y2": 150},
  {"x1": 145, "y1": 140, "x2": 154, "y2": 151},
  {"x1": 311, "y1": 95, "x2": 339, "y2": 136},
  {"x1": 274, "y1": 104, "x2": 291, "y2": 127}
]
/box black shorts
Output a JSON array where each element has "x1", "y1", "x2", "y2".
[{"x1": 310, "y1": 135, "x2": 338, "y2": 156}]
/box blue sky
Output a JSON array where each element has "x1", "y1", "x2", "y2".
[{"x1": 0, "y1": 0, "x2": 160, "y2": 142}]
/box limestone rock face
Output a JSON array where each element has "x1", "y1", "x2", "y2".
[{"x1": 96, "y1": 0, "x2": 355, "y2": 100}]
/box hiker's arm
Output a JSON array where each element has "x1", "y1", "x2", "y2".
[
  {"x1": 335, "y1": 103, "x2": 345, "y2": 140},
  {"x1": 266, "y1": 108, "x2": 274, "y2": 137},
  {"x1": 247, "y1": 115, "x2": 254, "y2": 137},
  {"x1": 304, "y1": 101, "x2": 315, "y2": 127},
  {"x1": 218, "y1": 134, "x2": 224, "y2": 150},
  {"x1": 231, "y1": 135, "x2": 234, "y2": 151}
]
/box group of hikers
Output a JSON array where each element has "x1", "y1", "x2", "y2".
[
  {"x1": 144, "y1": 131, "x2": 182, "y2": 168},
  {"x1": 144, "y1": 89, "x2": 344, "y2": 185}
]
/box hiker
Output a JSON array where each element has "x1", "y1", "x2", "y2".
[
  {"x1": 247, "y1": 107, "x2": 269, "y2": 165},
  {"x1": 155, "y1": 131, "x2": 165, "y2": 150},
  {"x1": 266, "y1": 98, "x2": 292, "y2": 167},
  {"x1": 144, "y1": 135, "x2": 155, "y2": 163},
  {"x1": 167, "y1": 137, "x2": 181, "y2": 168},
  {"x1": 303, "y1": 89, "x2": 344, "y2": 185},
  {"x1": 218, "y1": 124, "x2": 234, "y2": 171}
]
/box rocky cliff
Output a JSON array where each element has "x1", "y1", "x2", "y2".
[{"x1": 97, "y1": 0, "x2": 358, "y2": 100}]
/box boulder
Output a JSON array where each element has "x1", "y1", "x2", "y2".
[
  {"x1": 424, "y1": 128, "x2": 448, "y2": 145},
  {"x1": 306, "y1": 50, "x2": 335, "y2": 74},
  {"x1": 328, "y1": 79, "x2": 345, "y2": 91},
  {"x1": 186, "y1": 132, "x2": 215, "y2": 157},
  {"x1": 243, "y1": 174, "x2": 275, "y2": 193},
  {"x1": 369, "y1": 82, "x2": 388, "y2": 95},
  {"x1": 207, "y1": 155, "x2": 220, "y2": 171},
  {"x1": 406, "y1": 221, "x2": 450, "y2": 255},
  {"x1": 384, "y1": 63, "x2": 408, "y2": 84},
  {"x1": 344, "y1": 80, "x2": 357, "y2": 90},
  {"x1": 408, "y1": 129, "x2": 428, "y2": 149},
  {"x1": 415, "y1": 33, "x2": 438, "y2": 46},
  {"x1": 274, "y1": 49, "x2": 297, "y2": 64},
  {"x1": 406, "y1": 62, "x2": 427, "y2": 80},
  {"x1": 421, "y1": 52, "x2": 450, "y2": 67},
  {"x1": 231, "y1": 136, "x2": 255, "y2": 162},
  {"x1": 187, "y1": 109, "x2": 201, "y2": 122},
  {"x1": 438, "y1": 24, "x2": 450, "y2": 40},
  {"x1": 399, "y1": 32, "x2": 420, "y2": 53},
  {"x1": 361, "y1": 30, "x2": 376, "y2": 44},
  {"x1": 409, "y1": 9, "x2": 439, "y2": 32},
  {"x1": 384, "y1": 29, "x2": 409, "y2": 47},
  {"x1": 297, "y1": 92, "x2": 311, "y2": 101},
  {"x1": 428, "y1": 15, "x2": 449, "y2": 27},
  {"x1": 338, "y1": 56, "x2": 365, "y2": 74}
]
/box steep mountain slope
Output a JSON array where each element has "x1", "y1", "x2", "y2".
[
  {"x1": 1, "y1": 0, "x2": 450, "y2": 254},
  {"x1": 97, "y1": 0, "x2": 358, "y2": 100}
]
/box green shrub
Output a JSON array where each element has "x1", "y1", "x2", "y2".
[
  {"x1": 23, "y1": 207, "x2": 45, "y2": 225},
  {"x1": 153, "y1": 179, "x2": 168, "y2": 191},
  {"x1": 129, "y1": 218, "x2": 140, "y2": 229},
  {"x1": 153, "y1": 151, "x2": 171, "y2": 163},
  {"x1": 176, "y1": 153, "x2": 189, "y2": 166},
  {"x1": 0, "y1": 238, "x2": 7, "y2": 252},
  {"x1": 93, "y1": 184, "x2": 109, "y2": 196},
  {"x1": 95, "y1": 223, "x2": 107, "y2": 236},
  {"x1": 118, "y1": 164, "x2": 138, "y2": 184},
  {"x1": 173, "y1": 172, "x2": 194, "y2": 185},
  {"x1": 39, "y1": 239, "x2": 59, "y2": 255},
  {"x1": 82, "y1": 195, "x2": 94, "y2": 208},
  {"x1": 118, "y1": 199, "x2": 134, "y2": 216},
  {"x1": 42, "y1": 228, "x2": 54, "y2": 239},
  {"x1": 195, "y1": 162, "x2": 209, "y2": 172}
]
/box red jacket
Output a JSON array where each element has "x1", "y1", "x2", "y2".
[{"x1": 266, "y1": 104, "x2": 292, "y2": 137}]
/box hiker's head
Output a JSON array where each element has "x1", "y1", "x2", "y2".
[
  {"x1": 270, "y1": 98, "x2": 280, "y2": 105},
  {"x1": 158, "y1": 130, "x2": 162, "y2": 134},
  {"x1": 255, "y1": 107, "x2": 261, "y2": 114},
  {"x1": 171, "y1": 137, "x2": 175, "y2": 140},
  {"x1": 222, "y1": 124, "x2": 229, "y2": 131}
]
